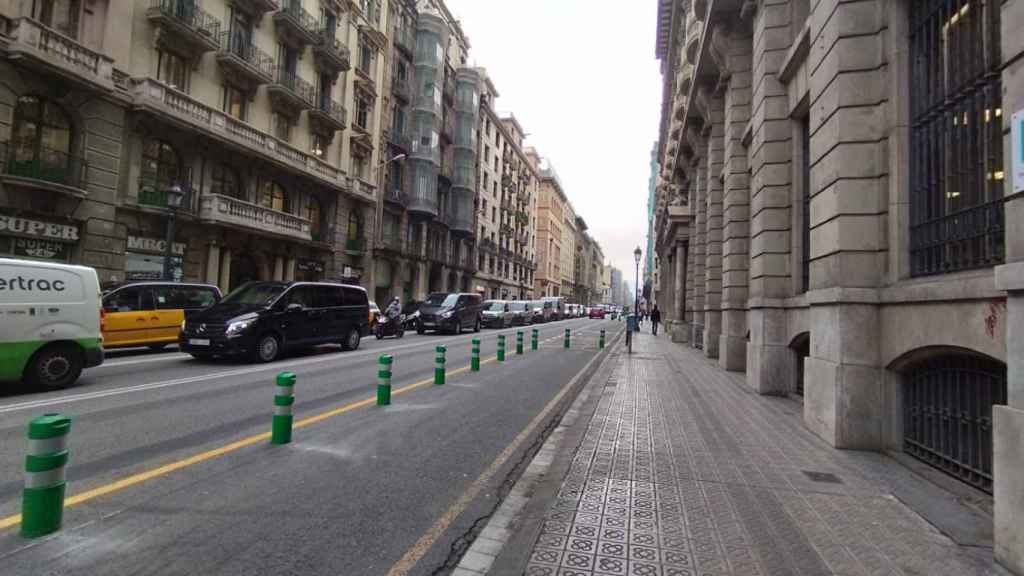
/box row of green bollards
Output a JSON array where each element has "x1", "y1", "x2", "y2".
[{"x1": 17, "y1": 322, "x2": 611, "y2": 538}]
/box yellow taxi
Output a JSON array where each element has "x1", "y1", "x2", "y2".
[{"x1": 101, "y1": 282, "x2": 221, "y2": 350}]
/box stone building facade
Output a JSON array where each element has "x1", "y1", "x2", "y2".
[
  {"x1": 653, "y1": 0, "x2": 1024, "y2": 571},
  {"x1": 535, "y1": 159, "x2": 565, "y2": 297}
]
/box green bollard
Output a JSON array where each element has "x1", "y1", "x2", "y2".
[
  {"x1": 564, "y1": 328, "x2": 571, "y2": 349},
  {"x1": 531, "y1": 328, "x2": 539, "y2": 351},
  {"x1": 497, "y1": 335, "x2": 506, "y2": 362},
  {"x1": 377, "y1": 355, "x2": 393, "y2": 405},
  {"x1": 271, "y1": 372, "x2": 296, "y2": 445},
  {"x1": 516, "y1": 330, "x2": 524, "y2": 355},
  {"x1": 434, "y1": 346, "x2": 446, "y2": 385},
  {"x1": 600, "y1": 329, "x2": 606, "y2": 349},
  {"x1": 471, "y1": 339, "x2": 481, "y2": 371},
  {"x1": 21, "y1": 413, "x2": 71, "y2": 538}
]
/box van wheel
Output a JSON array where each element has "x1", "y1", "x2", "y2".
[
  {"x1": 342, "y1": 328, "x2": 361, "y2": 351},
  {"x1": 25, "y1": 344, "x2": 83, "y2": 390},
  {"x1": 254, "y1": 334, "x2": 281, "y2": 363}
]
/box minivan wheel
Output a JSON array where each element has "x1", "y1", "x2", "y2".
[
  {"x1": 342, "y1": 328, "x2": 361, "y2": 351},
  {"x1": 455, "y1": 321, "x2": 463, "y2": 335},
  {"x1": 254, "y1": 334, "x2": 281, "y2": 363},
  {"x1": 25, "y1": 344, "x2": 82, "y2": 390},
  {"x1": 473, "y1": 319, "x2": 481, "y2": 333}
]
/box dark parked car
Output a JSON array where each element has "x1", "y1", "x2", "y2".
[
  {"x1": 179, "y1": 281, "x2": 370, "y2": 363},
  {"x1": 482, "y1": 300, "x2": 515, "y2": 328},
  {"x1": 417, "y1": 292, "x2": 483, "y2": 334}
]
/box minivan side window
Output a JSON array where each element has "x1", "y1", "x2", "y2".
[
  {"x1": 154, "y1": 286, "x2": 218, "y2": 309},
  {"x1": 319, "y1": 285, "x2": 345, "y2": 307},
  {"x1": 342, "y1": 287, "x2": 368, "y2": 306},
  {"x1": 281, "y1": 286, "x2": 318, "y2": 308},
  {"x1": 104, "y1": 286, "x2": 150, "y2": 312}
]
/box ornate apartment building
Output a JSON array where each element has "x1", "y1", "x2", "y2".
[
  {"x1": 534, "y1": 159, "x2": 565, "y2": 298},
  {"x1": 652, "y1": 0, "x2": 1024, "y2": 571},
  {"x1": 0, "y1": 0, "x2": 391, "y2": 289},
  {"x1": 472, "y1": 76, "x2": 539, "y2": 301}
]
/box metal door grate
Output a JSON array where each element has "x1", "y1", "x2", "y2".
[
  {"x1": 909, "y1": 0, "x2": 1004, "y2": 277},
  {"x1": 903, "y1": 354, "x2": 1006, "y2": 493}
]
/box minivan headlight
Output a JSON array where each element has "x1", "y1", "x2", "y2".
[
  {"x1": 226, "y1": 320, "x2": 251, "y2": 337},
  {"x1": 441, "y1": 311, "x2": 453, "y2": 319}
]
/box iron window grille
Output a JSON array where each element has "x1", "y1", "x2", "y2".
[{"x1": 909, "y1": 0, "x2": 1004, "y2": 277}]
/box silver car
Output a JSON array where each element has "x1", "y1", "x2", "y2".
[{"x1": 481, "y1": 300, "x2": 515, "y2": 328}]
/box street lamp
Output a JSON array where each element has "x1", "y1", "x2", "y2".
[
  {"x1": 634, "y1": 246, "x2": 642, "y2": 332},
  {"x1": 162, "y1": 184, "x2": 185, "y2": 281},
  {"x1": 375, "y1": 153, "x2": 408, "y2": 241}
]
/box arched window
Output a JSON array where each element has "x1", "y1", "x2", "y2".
[
  {"x1": 10, "y1": 95, "x2": 73, "y2": 183},
  {"x1": 348, "y1": 210, "x2": 362, "y2": 241},
  {"x1": 260, "y1": 180, "x2": 289, "y2": 213},
  {"x1": 306, "y1": 196, "x2": 322, "y2": 239},
  {"x1": 141, "y1": 139, "x2": 181, "y2": 190},
  {"x1": 211, "y1": 163, "x2": 242, "y2": 199}
]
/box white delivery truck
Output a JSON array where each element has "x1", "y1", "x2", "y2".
[{"x1": 0, "y1": 258, "x2": 104, "y2": 389}]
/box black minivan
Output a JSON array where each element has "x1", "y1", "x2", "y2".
[
  {"x1": 179, "y1": 281, "x2": 370, "y2": 362},
  {"x1": 417, "y1": 292, "x2": 483, "y2": 334}
]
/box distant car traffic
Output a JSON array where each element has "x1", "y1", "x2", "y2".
[
  {"x1": 589, "y1": 306, "x2": 606, "y2": 319},
  {"x1": 482, "y1": 300, "x2": 515, "y2": 328}
]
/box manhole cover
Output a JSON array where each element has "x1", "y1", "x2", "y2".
[{"x1": 802, "y1": 470, "x2": 843, "y2": 484}]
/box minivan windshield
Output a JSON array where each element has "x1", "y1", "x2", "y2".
[
  {"x1": 484, "y1": 301, "x2": 505, "y2": 311},
  {"x1": 425, "y1": 293, "x2": 459, "y2": 307},
  {"x1": 510, "y1": 302, "x2": 529, "y2": 311},
  {"x1": 220, "y1": 282, "x2": 287, "y2": 306}
]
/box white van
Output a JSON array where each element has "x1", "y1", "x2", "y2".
[{"x1": 0, "y1": 258, "x2": 104, "y2": 389}]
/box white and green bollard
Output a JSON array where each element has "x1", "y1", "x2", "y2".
[
  {"x1": 471, "y1": 339, "x2": 481, "y2": 371},
  {"x1": 516, "y1": 330, "x2": 524, "y2": 355},
  {"x1": 600, "y1": 329, "x2": 606, "y2": 349},
  {"x1": 434, "y1": 346, "x2": 446, "y2": 385},
  {"x1": 271, "y1": 372, "x2": 296, "y2": 444},
  {"x1": 21, "y1": 413, "x2": 71, "y2": 538},
  {"x1": 497, "y1": 335, "x2": 506, "y2": 362},
  {"x1": 377, "y1": 354, "x2": 393, "y2": 405},
  {"x1": 531, "y1": 328, "x2": 539, "y2": 351}
]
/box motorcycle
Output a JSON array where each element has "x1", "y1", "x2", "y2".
[{"x1": 375, "y1": 313, "x2": 405, "y2": 339}]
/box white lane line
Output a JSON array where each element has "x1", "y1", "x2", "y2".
[{"x1": 0, "y1": 320, "x2": 596, "y2": 414}]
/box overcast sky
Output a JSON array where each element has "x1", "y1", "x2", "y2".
[{"x1": 445, "y1": 0, "x2": 662, "y2": 294}]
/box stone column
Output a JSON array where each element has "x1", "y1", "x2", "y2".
[
  {"x1": 703, "y1": 91, "x2": 725, "y2": 358},
  {"x1": 803, "y1": 0, "x2": 889, "y2": 449},
  {"x1": 672, "y1": 241, "x2": 688, "y2": 343},
  {"x1": 284, "y1": 258, "x2": 296, "y2": 282},
  {"x1": 219, "y1": 248, "x2": 232, "y2": 293},
  {"x1": 205, "y1": 242, "x2": 220, "y2": 286},
  {"x1": 993, "y1": 0, "x2": 1024, "y2": 569},
  {"x1": 719, "y1": 26, "x2": 753, "y2": 372},
  {"x1": 273, "y1": 256, "x2": 284, "y2": 281},
  {"x1": 390, "y1": 258, "x2": 405, "y2": 301},
  {"x1": 690, "y1": 154, "x2": 706, "y2": 347},
  {"x1": 747, "y1": 0, "x2": 797, "y2": 395}
]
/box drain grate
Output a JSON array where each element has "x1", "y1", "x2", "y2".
[{"x1": 802, "y1": 470, "x2": 843, "y2": 484}]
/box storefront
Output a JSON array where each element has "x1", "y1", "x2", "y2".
[
  {"x1": 0, "y1": 213, "x2": 79, "y2": 264},
  {"x1": 296, "y1": 258, "x2": 326, "y2": 282},
  {"x1": 124, "y1": 235, "x2": 186, "y2": 281}
]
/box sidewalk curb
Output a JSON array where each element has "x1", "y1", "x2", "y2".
[{"x1": 451, "y1": 331, "x2": 624, "y2": 576}]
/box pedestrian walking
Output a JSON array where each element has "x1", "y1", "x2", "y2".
[{"x1": 651, "y1": 305, "x2": 661, "y2": 336}]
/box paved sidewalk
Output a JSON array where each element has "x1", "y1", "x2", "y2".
[{"x1": 511, "y1": 333, "x2": 1006, "y2": 576}]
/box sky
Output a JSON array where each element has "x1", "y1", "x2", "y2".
[{"x1": 445, "y1": 0, "x2": 662, "y2": 293}]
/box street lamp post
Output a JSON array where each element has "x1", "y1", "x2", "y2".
[
  {"x1": 634, "y1": 246, "x2": 642, "y2": 333},
  {"x1": 162, "y1": 184, "x2": 185, "y2": 281},
  {"x1": 375, "y1": 153, "x2": 408, "y2": 242}
]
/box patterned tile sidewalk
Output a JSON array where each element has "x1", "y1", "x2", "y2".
[{"x1": 522, "y1": 333, "x2": 1005, "y2": 576}]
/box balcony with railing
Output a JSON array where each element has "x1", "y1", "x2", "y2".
[
  {"x1": 312, "y1": 30, "x2": 351, "y2": 75},
  {"x1": 309, "y1": 95, "x2": 346, "y2": 133},
  {"x1": 268, "y1": 67, "x2": 316, "y2": 112},
  {"x1": 199, "y1": 193, "x2": 311, "y2": 241},
  {"x1": 274, "y1": 0, "x2": 319, "y2": 47},
  {"x1": 0, "y1": 139, "x2": 89, "y2": 197},
  {"x1": 5, "y1": 17, "x2": 115, "y2": 92},
  {"x1": 384, "y1": 180, "x2": 407, "y2": 205},
  {"x1": 384, "y1": 128, "x2": 411, "y2": 152},
  {"x1": 146, "y1": 0, "x2": 222, "y2": 54},
  {"x1": 131, "y1": 78, "x2": 371, "y2": 202},
  {"x1": 233, "y1": 0, "x2": 279, "y2": 15},
  {"x1": 393, "y1": 24, "x2": 413, "y2": 56},
  {"x1": 216, "y1": 31, "x2": 275, "y2": 85}
]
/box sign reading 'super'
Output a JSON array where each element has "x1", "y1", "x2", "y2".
[{"x1": 0, "y1": 215, "x2": 79, "y2": 241}]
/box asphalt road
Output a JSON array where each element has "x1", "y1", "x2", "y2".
[{"x1": 0, "y1": 317, "x2": 622, "y2": 575}]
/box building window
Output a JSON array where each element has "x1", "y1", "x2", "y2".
[
  {"x1": 157, "y1": 49, "x2": 189, "y2": 91},
  {"x1": 211, "y1": 163, "x2": 242, "y2": 199},
  {"x1": 10, "y1": 95, "x2": 73, "y2": 183},
  {"x1": 141, "y1": 138, "x2": 181, "y2": 190},
  {"x1": 356, "y1": 94, "x2": 372, "y2": 131},
  {"x1": 909, "y1": 0, "x2": 1004, "y2": 276},
  {"x1": 352, "y1": 148, "x2": 369, "y2": 180},
  {"x1": 260, "y1": 180, "x2": 289, "y2": 213},
  {"x1": 35, "y1": 0, "x2": 80, "y2": 38},
  {"x1": 307, "y1": 196, "x2": 323, "y2": 240},
  {"x1": 348, "y1": 210, "x2": 363, "y2": 241},
  {"x1": 272, "y1": 114, "x2": 291, "y2": 142},
  {"x1": 358, "y1": 39, "x2": 374, "y2": 76},
  {"x1": 311, "y1": 134, "x2": 329, "y2": 160},
  {"x1": 223, "y1": 84, "x2": 247, "y2": 120}
]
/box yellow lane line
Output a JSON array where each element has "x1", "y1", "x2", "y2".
[{"x1": 0, "y1": 356, "x2": 501, "y2": 531}]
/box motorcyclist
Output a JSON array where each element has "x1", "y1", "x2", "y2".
[{"x1": 384, "y1": 297, "x2": 402, "y2": 321}]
